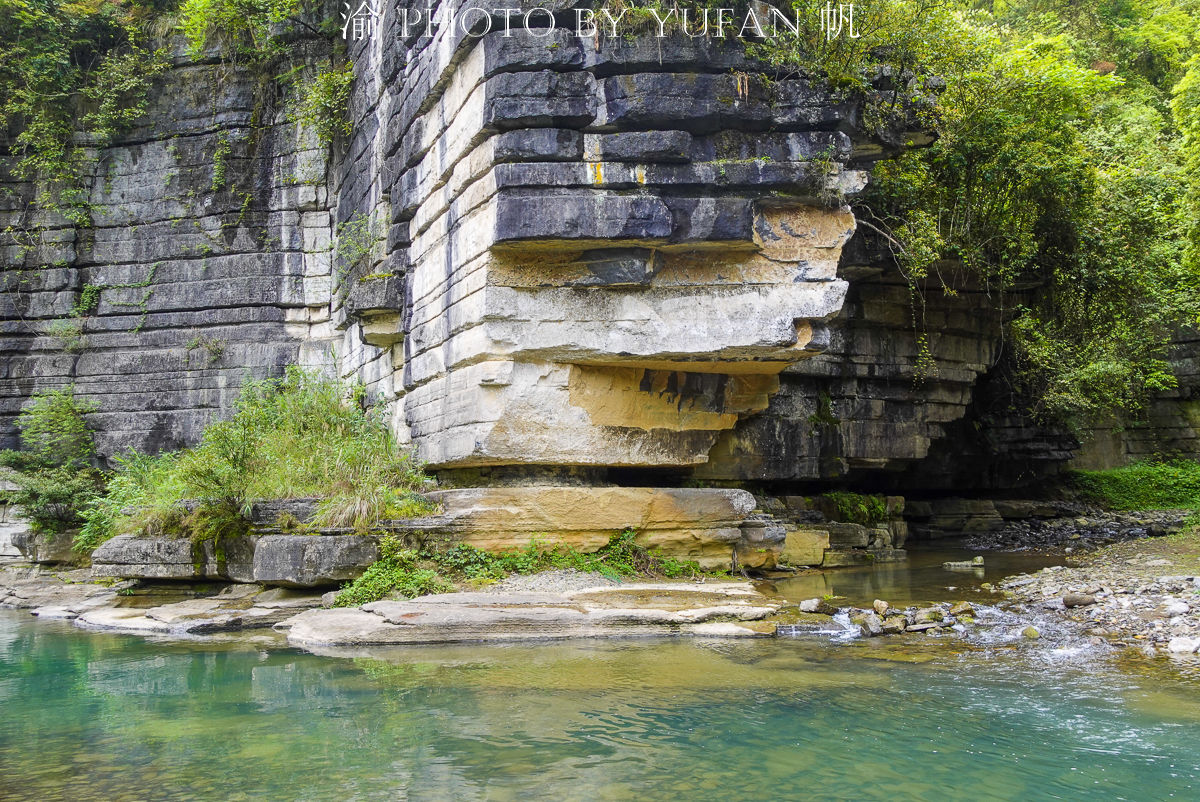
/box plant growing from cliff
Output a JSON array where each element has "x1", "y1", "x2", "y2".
[
  {"x1": 822, "y1": 492, "x2": 888, "y2": 526},
  {"x1": 289, "y1": 62, "x2": 353, "y2": 146},
  {"x1": 42, "y1": 318, "x2": 85, "y2": 353},
  {"x1": 334, "y1": 210, "x2": 376, "y2": 295},
  {"x1": 210, "y1": 133, "x2": 232, "y2": 191},
  {"x1": 0, "y1": 0, "x2": 168, "y2": 224},
  {"x1": 177, "y1": 0, "x2": 326, "y2": 61}
]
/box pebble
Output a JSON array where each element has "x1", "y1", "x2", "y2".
[{"x1": 1167, "y1": 637, "x2": 1200, "y2": 654}]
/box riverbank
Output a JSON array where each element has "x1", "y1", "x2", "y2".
[
  {"x1": 4, "y1": 518, "x2": 1199, "y2": 655},
  {"x1": 0, "y1": 561, "x2": 787, "y2": 643},
  {"x1": 999, "y1": 524, "x2": 1200, "y2": 655}
]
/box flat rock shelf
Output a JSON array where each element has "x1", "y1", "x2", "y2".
[{"x1": 283, "y1": 584, "x2": 782, "y2": 646}]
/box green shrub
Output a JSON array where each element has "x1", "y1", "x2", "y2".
[
  {"x1": 178, "y1": 0, "x2": 304, "y2": 60},
  {"x1": 333, "y1": 529, "x2": 708, "y2": 607},
  {"x1": 9, "y1": 465, "x2": 105, "y2": 534},
  {"x1": 333, "y1": 536, "x2": 454, "y2": 608},
  {"x1": 76, "y1": 367, "x2": 432, "y2": 550},
  {"x1": 0, "y1": 387, "x2": 103, "y2": 533},
  {"x1": 5, "y1": 388, "x2": 97, "y2": 470},
  {"x1": 1071, "y1": 461, "x2": 1200, "y2": 511},
  {"x1": 822, "y1": 492, "x2": 889, "y2": 526},
  {"x1": 289, "y1": 63, "x2": 353, "y2": 146}
]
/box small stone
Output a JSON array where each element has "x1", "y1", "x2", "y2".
[
  {"x1": 1022, "y1": 626, "x2": 1040, "y2": 639},
  {"x1": 948, "y1": 601, "x2": 974, "y2": 617},
  {"x1": 853, "y1": 611, "x2": 884, "y2": 637},
  {"x1": 800, "y1": 597, "x2": 840, "y2": 615},
  {"x1": 881, "y1": 616, "x2": 907, "y2": 634},
  {"x1": 1062, "y1": 593, "x2": 1096, "y2": 608},
  {"x1": 873, "y1": 599, "x2": 889, "y2": 616},
  {"x1": 912, "y1": 607, "x2": 944, "y2": 624},
  {"x1": 1166, "y1": 637, "x2": 1199, "y2": 654},
  {"x1": 906, "y1": 622, "x2": 941, "y2": 632},
  {"x1": 1162, "y1": 600, "x2": 1190, "y2": 616}
]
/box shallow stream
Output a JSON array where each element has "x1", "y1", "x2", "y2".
[{"x1": 2, "y1": 548, "x2": 1199, "y2": 801}]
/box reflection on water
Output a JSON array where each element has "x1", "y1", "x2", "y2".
[
  {"x1": 2, "y1": 610, "x2": 1199, "y2": 801},
  {"x1": 769, "y1": 547, "x2": 1064, "y2": 608}
]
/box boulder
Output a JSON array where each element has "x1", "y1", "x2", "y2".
[
  {"x1": 11, "y1": 530, "x2": 78, "y2": 566},
  {"x1": 1167, "y1": 637, "x2": 1199, "y2": 654},
  {"x1": 91, "y1": 535, "x2": 256, "y2": 581},
  {"x1": 781, "y1": 526, "x2": 829, "y2": 566},
  {"x1": 252, "y1": 535, "x2": 380, "y2": 588},
  {"x1": 825, "y1": 522, "x2": 870, "y2": 548},
  {"x1": 912, "y1": 607, "x2": 944, "y2": 624},
  {"x1": 852, "y1": 611, "x2": 883, "y2": 637},
  {"x1": 948, "y1": 601, "x2": 974, "y2": 617}
]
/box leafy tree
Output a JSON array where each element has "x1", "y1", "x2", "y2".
[{"x1": 0, "y1": 387, "x2": 104, "y2": 533}]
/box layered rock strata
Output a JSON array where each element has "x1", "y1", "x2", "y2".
[
  {"x1": 6, "y1": 3, "x2": 1195, "y2": 570},
  {"x1": 0, "y1": 31, "x2": 338, "y2": 454}
]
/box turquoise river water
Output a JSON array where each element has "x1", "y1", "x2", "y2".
[{"x1": 3, "y1": 597, "x2": 1200, "y2": 802}]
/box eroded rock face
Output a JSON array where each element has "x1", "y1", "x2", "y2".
[
  {"x1": 252, "y1": 535, "x2": 380, "y2": 587},
  {"x1": 417, "y1": 486, "x2": 775, "y2": 570},
  {"x1": 90, "y1": 533, "x2": 384, "y2": 587},
  {"x1": 10, "y1": 530, "x2": 77, "y2": 566},
  {"x1": 91, "y1": 534, "x2": 257, "y2": 582},
  {"x1": 0, "y1": 32, "x2": 339, "y2": 455},
  {"x1": 12, "y1": 5, "x2": 1193, "y2": 569},
  {"x1": 0, "y1": 502, "x2": 29, "y2": 559},
  {"x1": 331, "y1": 18, "x2": 929, "y2": 474}
]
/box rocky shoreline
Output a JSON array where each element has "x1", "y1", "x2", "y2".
[
  {"x1": 0, "y1": 562, "x2": 786, "y2": 644},
  {"x1": 4, "y1": 515, "x2": 1199, "y2": 656},
  {"x1": 996, "y1": 528, "x2": 1200, "y2": 656}
]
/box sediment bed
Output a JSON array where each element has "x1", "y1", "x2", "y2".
[{"x1": 999, "y1": 529, "x2": 1200, "y2": 656}]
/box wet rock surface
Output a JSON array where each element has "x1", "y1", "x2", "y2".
[
  {"x1": 2, "y1": 559, "x2": 784, "y2": 644},
  {"x1": 0, "y1": 562, "x2": 322, "y2": 635},
  {"x1": 999, "y1": 549, "x2": 1200, "y2": 656}
]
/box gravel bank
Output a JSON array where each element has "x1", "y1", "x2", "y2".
[{"x1": 998, "y1": 526, "x2": 1200, "y2": 655}]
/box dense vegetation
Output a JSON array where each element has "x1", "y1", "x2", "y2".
[
  {"x1": 1072, "y1": 459, "x2": 1200, "y2": 510},
  {"x1": 0, "y1": 370, "x2": 431, "y2": 552},
  {"x1": 846, "y1": 0, "x2": 1200, "y2": 425},
  {"x1": 74, "y1": 367, "x2": 433, "y2": 552},
  {"x1": 333, "y1": 530, "x2": 707, "y2": 607},
  {"x1": 620, "y1": 1, "x2": 1200, "y2": 426}
]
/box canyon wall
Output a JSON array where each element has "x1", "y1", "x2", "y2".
[{"x1": 3, "y1": 2, "x2": 1197, "y2": 568}]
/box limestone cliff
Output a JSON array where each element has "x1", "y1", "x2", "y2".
[{"x1": 2, "y1": 1, "x2": 1195, "y2": 513}]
